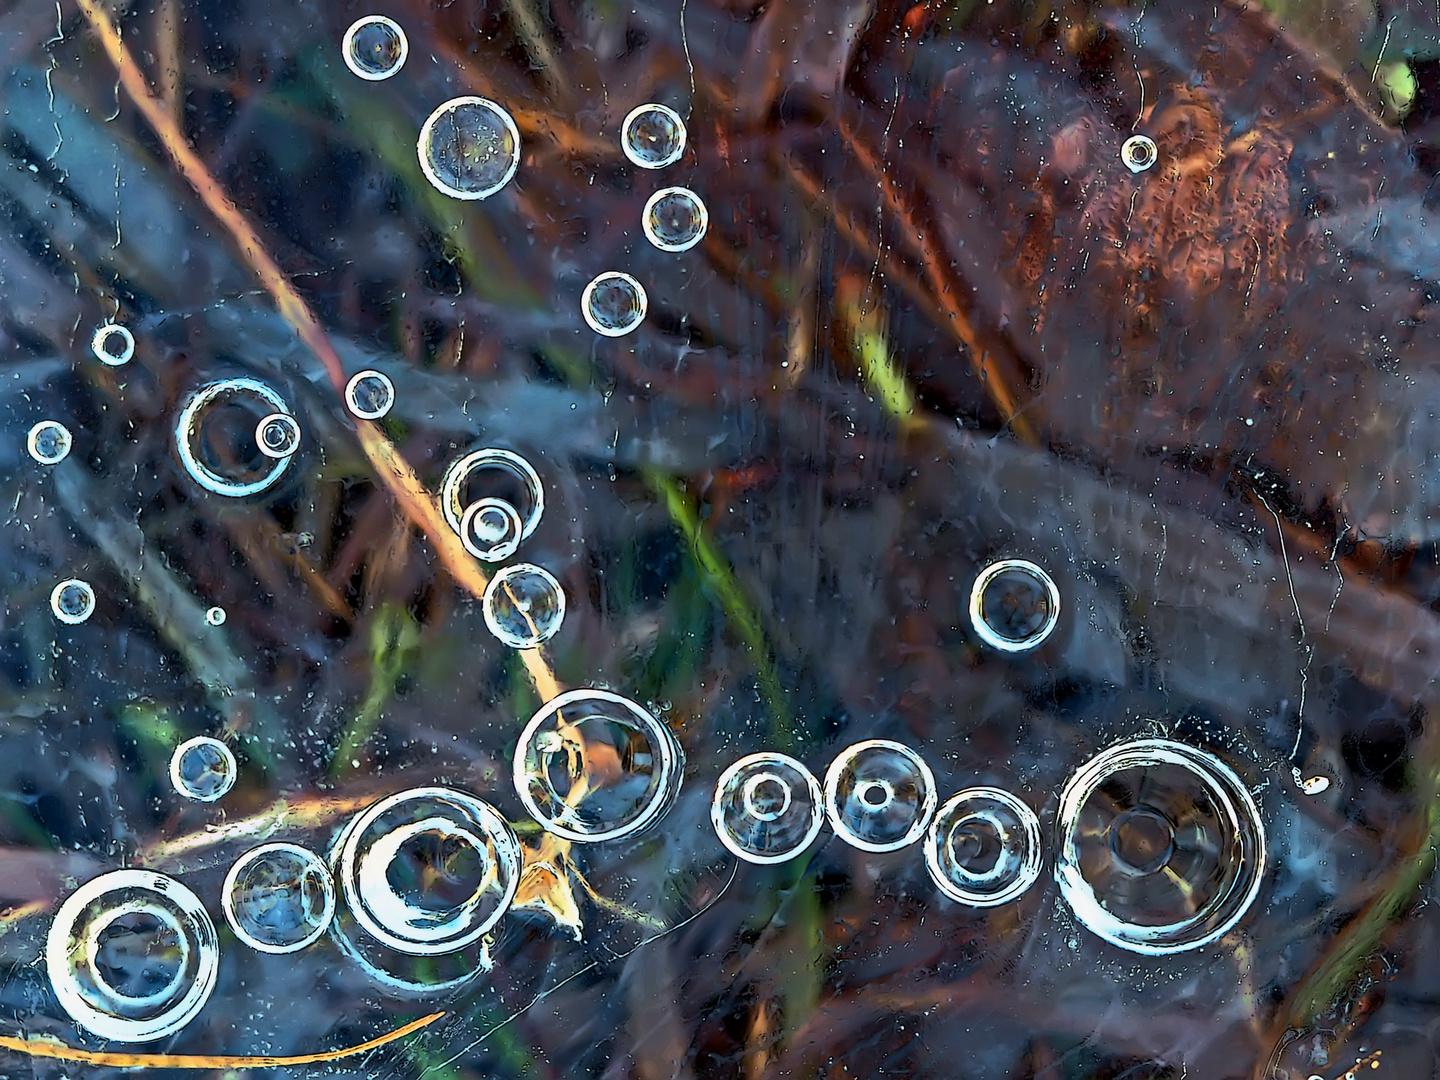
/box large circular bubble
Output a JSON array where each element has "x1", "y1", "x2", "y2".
[
  {"x1": 27, "y1": 420, "x2": 72, "y2": 465},
  {"x1": 483, "y1": 562, "x2": 565, "y2": 649},
  {"x1": 222, "y1": 843, "x2": 335, "y2": 954},
  {"x1": 582, "y1": 271, "x2": 647, "y2": 337},
  {"x1": 91, "y1": 323, "x2": 134, "y2": 366},
  {"x1": 461, "y1": 498, "x2": 524, "y2": 563},
  {"x1": 823, "y1": 739, "x2": 937, "y2": 852},
  {"x1": 514, "y1": 689, "x2": 684, "y2": 843},
  {"x1": 418, "y1": 96, "x2": 521, "y2": 200},
  {"x1": 175, "y1": 378, "x2": 295, "y2": 497},
  {"x1": 50, "y1": 579, "x2": 96, "y2": 624},
  {"x1": 642, "y1": 187, "x2": 708, "y2": 253},
  {"x1": 344, "y1": 369, "x2": 396, "y2": 420},
  {"x1": 925, "y1": 787, "x2": 1042, "y2": 907},
  {"x1": 342, "y1": 15, "x2": 407, "y2": 81},
  {"x1": 169, "y1": 736, "x2": 237, "y2": 803},
  {"x1": 711, "y1": 752, "x2": 824, "y2": 864},
  {"x1": 1054, "y1": 737, "x2": 1267, "y2": 955},
  {"x1": 440, "y1": 448, "x2": 544, "y2": 544},
  {"x1": 621, "y1": 103, "x2": 686, "y2": 169},
  {"x1": 46, "y1": 869, "x2": 219, "y2": 1042},
  {"x1": 968, "y1": 558, "x2": 1060, "y2": 653}
]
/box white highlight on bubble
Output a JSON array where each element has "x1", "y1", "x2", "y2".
[
  {"x1": 50, "y1": 579, "x2": 95, "y2": 624},
  {"x1": 91, "y1": 323, "x2": 135, "y2": 366},
  {"x1": 621, "y1": 103, "x2": 686, "y2": 169},
  {"x1": 175, "y1": 377, "x2": 295, "y2": 497},
  {"x1": 27, "y1": 420, "x2": 72, "y2": 464},
  {"x1": 418, "y1": 96, "x2": 521, "y2": 200},
  {"x1": 642, "y1": 187, "x2": 709, "y2": 252},
  {"x1": 223, "y1": 842, "x2": 335, "y2": 954},
  {"x1": 342, "y1": 15, "x2": 408, "y2": 81},
  {"x1": 582, "y1": 271, "x2": 647, "y2": 337},
  {"x1": 1121, "y1": 134, "x2": 1158, "y2": 173},
  {"x1": 461, "y1": 497, "x2": 524, "y2": 563},
  {"x1": 345, "y1": 369, "x2": 395, "y2": 420},
  {"x1": 204, "y1": 606, "x2": 226, "y2": 626},
  {"x1": 169, "y1": 736, "x2": 237, "y2": 803}
]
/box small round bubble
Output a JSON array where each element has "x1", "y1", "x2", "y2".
[
  {"x1": 50, "y1": 579, "x2": 95, "y2": 624},
  {"x1": 254, "y1": 412, "x2": 300, "y2": 459},
  {"x1": 824, "y1": 739, "x2": 938, "y2": 852},
  {"x1": 642, "y1": 187, "x2": 709, "y2": 252},
  {"x1": 342, "y1": 15, "x2": 407, "y2": 80},
  {"x1": 483, "y1": 563, "x2": 565, "y2": 648},
  {"x1": 621, "y1": 103, "x2": 686, "y2": 169},
  {"x1": 169, "y1": 736, "x2": 237, "y2": 803},
  {"x1": 925, "y1": 787, "x2": 1042, "y2": 907},
  {"x1": 345, "y1": 369, "x2": 395, "y2": 420},
  {"x1": 175, "y1": 377, "x2": 296, "y2": 497},
  {"x1": 223, "y1": 843, "x2": 335, "y2": 953},
  {"x1": 27, "y1": 420, "x2": 72, "y2": 464},
  {"x1": 712, "y1": 752, "x2": 824, "y2": 864},
  {"x1": 461, "y1": 498, "x2": 524, "y2": 562},
  {"x1": 204, "y1": 606, "x2": 226, "y2": 626},
  {"x1": 440, "y1": 448, "x2": 544, "y2": 542},
  {"x1": 1121, "y1": 134, "x2": 1158, "y2": 173},
  {"x1": 418, "y1": 96, "x2": 521, "y2": 200},
  {"x1": 582, "y1": 271, "x2": 647, "y2": 337},
  {"x1": 91, "y1": 323, "x2": 134, "y2": 366},
  {"x1": 969, "y1": 558, "x2": 1060, "y2": 653}
]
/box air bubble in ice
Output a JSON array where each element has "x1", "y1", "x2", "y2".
[
  {"x1": 223, "y1": 843, "x2": 335, "y2": 953},
  {"x1": 254, "y1": 412, "x2": 300, "y2": 459},
  {"x1": 50, "y1": 579, "x2": 95, "y2": 624},
  {"x1": 621, "y1": 103, "x2": 686, "y2": 169},
  {"x1": 27, "y1": 420, "x2": 72, "y2": 464},
  {"x1": 712, "y1": 752, "x2": 824, "y2": 864},
  {"x1": 441, "y1": 447, "x2": 544, "y2": 546},
  {"x1": 924, "y1": 787, "x2": 1042, "y2": 907},
  {"x1": 461, "y1": 497, "x2": 524, "y2": 562},
  {"x1": 176, "y1": 377, "x2": 296, "y2": 497},
  {"x1": 1121, "y1": 134, "x2": 1158, "y2": 173},
  {"x1": 418, "y1": 96, "x2": 521, "y2": 200},
  {"x1": 642, "y1": 187, "x2": 709, "y2": 252},
  {"x1": 514, "y1": 688, "x2": 685, "y2": 842},
  {"x1": 969, "y1": 558, "x2": 1060, "y2": 653},
  {"x1": 824, "y1": 739, "x2": 937, "y2": 852},
  {"x1": 483, "y1": 562, "x2": 565, "y2": 648},
  {"x1": 344, "y1": 369, "x2": 395, "y2": 420},
  {"x1": 342, "y1": 15, "x2": 407, "y2": 81},
  {"x1": 91, "y1": 323, "x2": 135, "y2": 366},
  {"x1": 582, "y1": 271, "x2": 647, "y2": 337},
  {"x1": 169, "y1": 736, "x2": 237, "y2": 803},
  {"x1": 204, "y1": 606, "x2": 226, "y2": 626}
]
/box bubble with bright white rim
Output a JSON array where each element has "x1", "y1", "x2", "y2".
[
  {"x1": 712, "y1": 752, "x2": 824, "y2": 864},
  {"x1": 204, "y1": 606, "x2": 226, "y2": 626},
  {"x1": 27, "y1": 420, "x2": 72, "y2": 464},
  {"x1": 642, "y1": 187, "x2": 709, "y2": 252},
  {"x1": 925, "y1": 787, "x2": 1042, "y2": 907},
  {"x1": 461, "y1": 497, "x2": 524, "y2": 562},
  {"x1": 418, "y1": 96, "x2": 521, "y2": 200},
  {"x1": 169, "y1": 736, "x2": 237, "y2": 802},
  {"x1": 46, "y1": 869, "x2": 219, "y2": 1042},
  {"x1": 483, "y1": 562, "x2": 565, "y2": 648},
  {"x1": 969, "y1": 558, "x2": 1060, "y2": 653},
  {"x1": 1121, "y1": 134, "x2": 1158, "y2": 173},
  {"x1": 621, "y1": 103, "x2": 686, "y2": 169},
  {"x1": 223, "y1": 843, "x2": 335, "y2": 953},
  {"x1": 342, "y1": 15, "x2": 407, "y2": 80},
  {"x1": 344, "y1": 369, "x2": 395, "y2": 420},
  {"x1": 1054, "y1": 737, "x2": 1267, "y2": 955},
  {"x1": 514, "y1": 688, "x2": 685, "y2": 843},
  {"x1": 440, "y1": 447, "x2": 544, "y2": 543},
  {"x1": 91, "y1": 323, "x2": 134, "y2": 366},
  {"x1": 175, "y1": 377, "x2": 296, "y2": 497},
  {"x1": 582, "y1": 271, "x2": 647, "y2": 337},
  {"x1": 824, "y1": 739, "x2": 938, "y2": 852},
  {"x1": 336, "y1": 787, "x2": 521, "y2": 955},
  {"x1": 254, "y1": 412, "x2": 300, "y2": 459},
  {"x1": 51, "y1": 579, "x2": 95, "y2": 624}
]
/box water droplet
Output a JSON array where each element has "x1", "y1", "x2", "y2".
[
  {"x1": 483, "y1": 563, "x2": 565, "y2": 648},
  {"x1": 440, "y1": 447, "x2": 544, "y2": 543},
  {"x1": 461, "y1": 497, "x2": 524, "y2": 562},
  {"x1": 1054, "y1": 738, "x2": 1267, "y2": 954},
  {"x1": 418, "y1": 96, "x2": 521, "y2": 201},
  {"x1": 336, "y1": 787, "x2": 520, "y2": 955},
  {"x1": 642, "y1": 186, "x2": 709, "y2": 252},
  {"x1": 46, "y1": 869, "x2": 219, "y2": 1042},
  {"x1": 924, "y1": 787, "x2": 1042, "y2": 907},
  {"x1": 254, "y1": 412, "x2": 300, "y2": 459},
  {"x1": 582, "y1": 271, "x2": 647, "y2": 337},
  {"x1": 1121, "y1": 134, "x2": 1158, "y2": 173},
  {"x1": 169, "y1": 736, "x2": 237, "y2": 802},
  {"x1": 342, "y1": 15, "x2": 407, "y2": 81},
  {"x1": 344, "y1": 368, "x2": 396, "y2": 420},
  {"x1": 50, "y1": 579, "x2": 95, "y2": 624},
  {"x1": 175, "y1": 377, "x2": 296, "y2": 497},
  {"x1": 222, "y1": 843, "x2": 335, "y2": 953},
  {"x1": 711, "y1": 752, "x2": 824, "y2": 864},
  {"x1": 204, "y1": 606, "x2": 226, "y2": 626},
  {"x1": 514, "y1": 688, "x2": 685, "y2": 842},
  {"x1": 90, "y1": 323, "x2": 135, "y2": 366},
  {"x1": 621, "y1": 103, "x2": 686, "y2": 169},
  {"x1": 27, "y1": 420, "x2": 72, "y2": 464},
  {"x1": 969, "y1": 558, "x2": 1060, "y2": 653},
  {"x1": 823, "y1": 739, "x2": 937, "y2": 852}
]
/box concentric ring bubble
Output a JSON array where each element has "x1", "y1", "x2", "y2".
[
  {"x1": 461, "y1": 497, "x2": 524, "y2": 563},
  {"x1": 342, "y1": 15, "x2": 407, "y2": 81},
  {"x1": 440, "y1": 447, "x2": 544, "y2": 543},
  {"x1": 254, "y1": 412, "x2": 300, "y2": 459},
  {"x1": 418, "y1": 96, "x2": 521, "y2": 200},
  {"x1": 582, "y1": 271, "x2": 647, "y2": 337},
  {"x1": 204, "y1": 606, "x2": 226, "y2": 627},
  {"x1": 712, "y1": 752, "x2": 824, "y2": 864},
  {"x1": 1121, "y1": 134, "x2": 1158, "y2": 173},
  {"x1": 50, "y1": 579, "x2": 96, "y2": 624},
  {"x1": 483, "y1": 563, "x2": 565, "y2": 648},
  {"x1": 1054, "y1": 737, "x2": 1267, "y2": 955},
  {"x1": 344, "y1": 369, "x2": 395, "y2": 420},
  {"x1": 514, "y1": 688, "x2": 685, "y2": 843},
  {"x1": 91, "y1": 323, "x2": 134, "y2": 366},
  {"x1": 824, "y1": 739, "x2": 938, "y2": 852},
  {"x1": 621, "y1": 103, "x2": 686, "y2": 169},
  {"x1": 46, "y1": 869, "x2": 219, "y2": 1042},
  {"x1": 337, "y1": 787, "x2": 521, "y2": 955},
  {"x1": 222, "y1": 843, "x2": 335, "y2": 954},
  {"x1": 925, "y1": 788, "x2": 1042, "y2": 907},
  {"x1": 642, "y1": 187, "x2": 709, "y2": 252},
  {"x1": 169, "y1": 736, "x2": 237, "y2": 803},
  {"x1": 27, "y1": 420, "x2": 72, "y2": 464},
  {"x1": 968, "y1": 558, "x2": 1061, "y2": 653},
  {"x1": 175, "y1": 377, "x2": 296, "y2": 497}
]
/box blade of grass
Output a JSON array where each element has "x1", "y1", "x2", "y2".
[
  {"x1": 835, "y1": 272, "x2": 918, "y2": 429},
  {"x1": 330, "y1": 602, "x2": 422, "y2": 777}
]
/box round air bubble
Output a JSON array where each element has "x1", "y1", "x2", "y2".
[
  {"x1": 925, "y1": 787, "x2": 1042, "y2": 907},
  {"x1": 461, "y1": 498, "x2": 524, "y2": 563},
  {"x1": 621, "y1": 103, "x2": 686, "y2": 169},
  {"x1": 223, "y1": 843, "x2": 335, "y2": 953},
  {"x1": 254, "y1": 412, "x2": 300, "y2": 459},
  {"x1": 342, "y1": 15, "x2": 407, "y2": 80},
  {"x1": 824, "y1": 739, "x2": 937, "y2": 852},
  {"x1": 418, "y1": 96, "x2": 521, "y2": 200},
  {"x1": 712, "y1": 752, "x2": 824, "y2": 864},
  {"x1": 169, "y1": 736, "x2": 237, "y2": 803},
  {"x1": 1121, "y1": 134, "x2": 1158, "y2": 173},
  {"x1": 582, "y1": 271, "x2": 647, "y2": 337},
  {"x1": 440, "y1": 447, "x2": 544, "y2": 542},
  {"x1": 483, "y1": 563, "x2": 565, "y2": 648},
  {"x1": 28, "y1": 420, "x2": 72, "y2": 464},
  {"x1": 91, "y1": 323, "x2": 135, "y2": 366},
  {"x1": 642, "y1": 187, "x2": 708, "y2": 252},
  {"x1": 515, "y1": 689, "x2": 684, "y2": 843},
  {"x1": 969, "y1": 558, "x2": 1060, "y2": 653},
  {"x1": 175, "y1": 377, "x2": 296, "y2": 497},
  {"x1": 51, "y1": 579, "x2": 95, "y2": 624},
  {"x1": 344, "y1": 369, "x2": 395, "y2": 420},
  {"x1": 204, "y1": 606, "x2": 226, "y2": 627}
]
